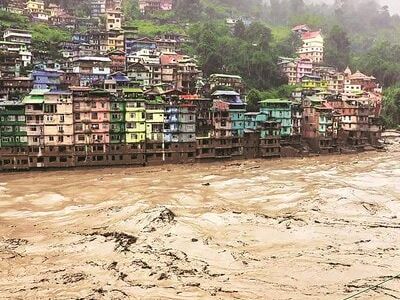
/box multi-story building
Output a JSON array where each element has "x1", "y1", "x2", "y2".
[
  {"x1": 32, "y1": 68, "x2": 64, "y2": 90},
  {"x1": 260, "y1": 99, "x2": 292, "y2": 138},
  {"x1": 301, "y1": 74, "x2": 328, "y2": 91},
  {"x1": 99, "y1": 30, "x2": 125, "y2": 54},
  {"x1": 176, "y1": 56, "x2": 201, "y2": 93},
  {"x1": 145, "y1": 94, "x2": 165, "y2": 164},
  {"x1": 211, "y1": 90, "x2": 246, "y2": 158},
  {"x1": 71, "y1": 87, "x2": 110, "y2": 166},
  {"x1": 278, "y1": 57, "x2": 297, "y2": 85},
  {"x1": 23, "y1": 89, "x2": 48, "y2": 148},
  {"x1": 106, "y1": 49, "x2": 126, "y2": 73},
  {"x1": 119, "y1": 87, "x2": 146, "y2": 165},
  {"x1": 0, "y1": 41, "x2": 32, "y2": 67},
  {"x1": 345, "y1": 69, "x2": 379, "y2": 93},
  {"x1": 26, "y1": 0, "x2": 49, "y2": 22},
  {"x1": 126, "y1": 49, "x2": 161, "y2": 85},
  {"x1": 258, "y1": 115, "x2": 281, "y2": 158},
  {"x1": 38, "y1": 90, "x2": 75, "y2": 167},
  {"x1": 109, "y1": 93, "x2": 125, "y2": 144},
  {"x1": 124, "y1": 87, "x2": 146, "y2": 144},
  {"x1": 0, "y1": 50, "x2": 20, "y2": 78},
  {"x1": 297, "y1": 30, "x2": 324, "y2": 64},
  {"x1": 126, "y1": 62, "x2": 151, "y2": 87},
  {"x1": 3, "y1": 29, "x2": 32, "y2": 47},
  {"x1": 139, "y1": 0, "x2": 173, "y2": 14},
  {"x1": 296, "y1": 58, "x2": 313, "y2": 83},
  {"x1": 91, "y1": 0, "x2": 106, "y2": 17},
  {"x1": 125, "y1": 37, "x2": 157, "y2": 55},
  {"x1": 0, "y1": 99, "x2": 29, "y2": 170},
  {"x1": 160, "y1": 53, "x2": 181, "y2": 87},
  {"x1": 106, "y1": 9, "x2": 122, "y2": 31},
  {"x1": 72, "y1": 56, "x2": 111, "y2": 86},
  {"x1": 209, "y1": 74, "x2": 245, "y2": 94},
  {"x1": 244, "y1": 112, "x2": 281, "y2": 158},
  {"x1": 163, "y1": 102, "x2": 196, "y2": 163},
  {"x1": 302, "y1": 95, "x2": 339, "y2": 154},
  {"x1": 0, "y1": 77, "x2": 33, "y2": 95}
]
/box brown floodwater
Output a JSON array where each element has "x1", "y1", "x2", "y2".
[{"x1": 0, "y1": 138, "x2": 399, "y2": 299}]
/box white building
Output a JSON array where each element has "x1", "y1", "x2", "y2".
[{"x1": 297, "y1": 30, "x2": 324, "y2": 64}]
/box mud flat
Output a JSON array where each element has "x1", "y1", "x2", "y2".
[{"x1": 0, "y1": 138, "x2": 399, "y2": 299}]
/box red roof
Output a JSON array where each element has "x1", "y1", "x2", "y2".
[
  {"x1": 160, "y1": 54, "x2": 183, "y2": 65},
  {"x1": 180, "y1": 94, "x2": 201, "y2": 100},
  {"x1": 301, "y1": 31, "x2": 321, "y2": 40}
]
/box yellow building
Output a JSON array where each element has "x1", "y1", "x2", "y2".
[
  {"x1": 145, "y1": 98, "x2": 164, "y2": 142},
  {"x1": 301, "y1": 75, "x2": 328, "y2": 91},
  {"x1": 124, "y1": 88, "x2": 146, "y2": 143},
  {"x1": 26, "y1": 0, "x2": 45, "y2": 13}
]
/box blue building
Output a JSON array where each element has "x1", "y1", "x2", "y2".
[
  {"x1": 211, "y1": 90, "x2": 246, "y2": 138},
  {"x1": 32, "y1": 69, "x2": 64, "y2": 90},
  {"x1": 125, "y1": 37, "x2": 157, "y2": 55},
  {"x1": 164, "y1": 105, "x2": 179, "y2": 143}
]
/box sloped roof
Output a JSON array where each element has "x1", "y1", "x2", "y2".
[
  {"x1": 160, "y1": 54, "x2": 183, "y2": 65},
  {"x1": 349, "y1": 70, "x2": 374, "y2": 81},
  {"x1": 344, "y1": 66, "x2": 352, "y2": 75},
  {"x1": 301, "y1": 30, "x2": 322, "y2": 40},
  {"x1": 292, "y1": 24, "x2": 310, "y2": 31}
]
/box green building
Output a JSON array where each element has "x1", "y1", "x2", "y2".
[
  {"x1": 0, "y1": 100, "x2": 28, "y2": 148},
  {"x1": 110, "y1": 94, "x2": 126, "y2": 144},
  {"x1": 260, "y1": 99, "x2": 292, "y2": 137}
]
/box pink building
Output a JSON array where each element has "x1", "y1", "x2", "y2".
[
  {"x1": 296, "y1": 58, "x2": 313, "y2": 83},
  {"x1": 72, "y1": 87, "x2": 110, "y2": 147}
]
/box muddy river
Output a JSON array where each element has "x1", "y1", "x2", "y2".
[{"x1": 0, "y1": 138, "x2": 399, "y2": 299}]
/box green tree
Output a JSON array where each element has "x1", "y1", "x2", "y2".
[
  {"x1": 325, "y1": 25, "x2": 351, "y2": 70},
  {"x1": 382, "y1": 87, "x2": 400, "y2": 128},
  {"x1": 233, "y1": 20, "x2": 246, "y2": 39},
  {"x1": 246, "y1": 89, "x2": 262, "y2": 112}
]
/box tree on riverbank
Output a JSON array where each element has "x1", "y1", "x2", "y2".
[{"x1": 382, "y1": 87, "x2": 400, "y2": 129}]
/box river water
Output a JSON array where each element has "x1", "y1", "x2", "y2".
[{"x1": 0, "y1": 138, "x2": 399, "y2": 299}]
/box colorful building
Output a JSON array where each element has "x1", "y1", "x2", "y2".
[
  {"x1": 0, "y1": 99, "x2": 29, "y2": 170},
  {"x1": 124, "y1": 87, "x2": 146, "y2": 144},
  {"x1": 71, "y1": 87, "x2": 111, "y2": 166},
  {"x1": 109, "y1": 94, "x2": 126, "y2": 144},
  {"x1": 260, "y1": 99, "x2": 292, "y2": 138},
  {"x1": 23, "y1": 89, "x2": 48, "y2": 147},
  {"x1": 297, "y1": 30, "x2": 324, "y2": 64}
]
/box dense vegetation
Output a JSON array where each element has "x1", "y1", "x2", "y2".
[{"x1": 0, "y1": 11, "x2": 71, "y2": 58}]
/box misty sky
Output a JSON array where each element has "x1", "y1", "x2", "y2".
[{"x1": 307, "y1": 0, "x2": 400, "y2": 14}]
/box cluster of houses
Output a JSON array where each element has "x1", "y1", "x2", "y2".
[
  {"x1": 0, "y1": 71, "x2": 384, "y2": 171},
  {"x1": 1, "y1": 0, "x2": 173, "y2": 20},
  {"x1": 0, "y1": 10, "x2": 385, "y2": 171}
]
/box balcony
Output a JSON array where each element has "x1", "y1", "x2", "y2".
[
  {"x1": 25, "y1": 109, "x2": 43, "y2": 116},
  {"x1": 77, "y1": 106, "x2": 92, "y2": 112}
]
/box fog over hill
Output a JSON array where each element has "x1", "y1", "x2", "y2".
[{"x1": 306, "y1": 0, "x2": 400, "y2": 14}]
